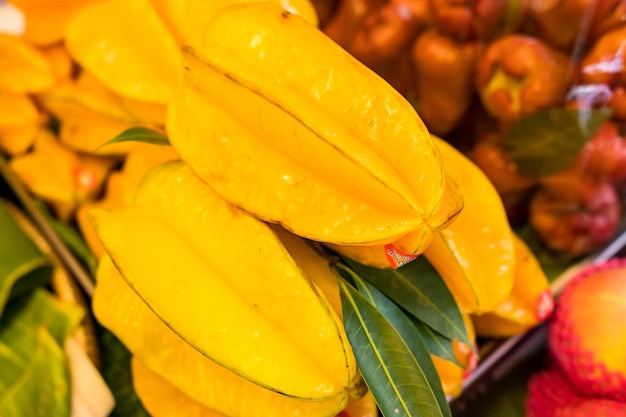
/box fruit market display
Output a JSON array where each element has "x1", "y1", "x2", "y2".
[
  {"x1": 317, "y1": 0, "x2": 626, "y2": 258},
  {"x1": 526, "y1": 259, "x2": 626, "y2": 417},
  {"x1": 2, "y1": 0, "x2": 623, "y2": 416}
]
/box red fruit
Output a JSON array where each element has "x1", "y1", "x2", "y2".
[
  {"x1": 579, "y1": 121, "x2": 626, "y2": 183},
  {"x1": 548, "y1": 259, "x2": 626, "y2": 401},
  {"x1": 529, "y1": 180, "x2": 620, "y2": 256},
  {"x1": 526, "y1": 368, "x2": 626, "y2": 417},
  {"x1": 557, "y1": 398, "x2": 626, "y2": 417},
  {"x1": 526, "y1": 369, "x2": 580, "y2": 417}
]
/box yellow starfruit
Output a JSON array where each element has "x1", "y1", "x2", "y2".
[
  {"x1": 0, "y1": 91, "x2": 41, "y2": 155},
  {"x1": 39, "y1": 72, "x2": 164, "y2": 155},
  {"x1": 167, "y1": 3, "x2": 462, "y2": 247},
  {"x1": 472, "y1": 233, "x2": 554, "y2": 337},
  {"x1": 149, "y1": 0, "x2": 319, "y2": 46},
  {"x1": 89, "y1": 160, "x2": 357, "y2": 401},
  {"x1": 432, "y1": 315, "x2": 478, "y2": 399},
  {"x1": 131, "y1": 358, "x2": 227, "y2": 417},
  {"x1": 325, "y1": 177, "x2": 462, "y2": 269},
  {"x1": 337, "y1": 390, "x2": 378, "y2": 417},
  {"x1": 424, "y1": 137, "x2": 516, "y2": 314},
  {"x1": 66, "y1": 0, "x2": 182, "y2": 104},
  {"x1": 76, "y1": 143, "x2": 179, "y2": 259},
  {"x1": 39, "y1": 43, "x2": 74, "y2": 82},
  {"x1": 94, "y1": 254, "x2": 350, "y2": 416},
  {"x1": 9, "y1": 0, "x2": 102, "y2": 46},
  {"x1": 0, "y1": 33, "x2": 54, "y2": 94}
]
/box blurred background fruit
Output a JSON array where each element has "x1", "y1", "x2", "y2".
[
  {"x1": 314, "y1": 0, "x2": 626, "y2": 259},
  {"x1": 547, "y1": 258, "x2": 626, "y2": 402}
]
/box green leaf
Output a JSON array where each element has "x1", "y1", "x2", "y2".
[
  {"x1": 0, "y1": 328, "x2": 70, "y2": 417},
  {"x1": 0, "y1": 289, "x2": 83, "y2": 417},
  {"x1": 339, "y1": 277, "x2": 445, "y2": 417},
  {"x1": 340, "y1": 265, "x2": 451, "y2": 417},
  {"x1": 503, "y1": 107, "x2": 612, "y2": 178},
  {"x1": 343, "y1": 257, "x2": 469, "y2": 346},
  {"x1": 410, "y1": 318, "x2": 459, "y2": 366},
  {"x1": 0, "y1": 202, "x2": 53, "y2": 317},
  {"x1": 97, "y1": 127, "x2": 170, "y2": 150},
  {"x1": 97, "y1": 326, "x2": 150, "y2": 417}
]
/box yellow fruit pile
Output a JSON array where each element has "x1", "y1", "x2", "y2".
[{"x1": 1, "y1": 0, "x2": 557, "y2": 414}]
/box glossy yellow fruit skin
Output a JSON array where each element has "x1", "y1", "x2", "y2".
[
  {"x1": 167, "y1": 2, "x2": 462, "y2": 246},
  {"x1": 150, "y1": 0, "x2": 318, "y2": 46},
  {"x1": 90, "y1": 160, "x2": 353, "y2": 400},
  {"x1": 472, "y1": 233, "x2": 554, "y2": 337},
  {"x1": 76, "y1": 143, "x2": 179, "y2": 259},
  {"x1": 324, "y1": 175, "x2": 461, "y2": 269},
  {"x1": 131, "y1": 358, "x2": 227, "y2": 417},
  {"x1": 432, "y1": 315, "x2": 477, "y2": 398},
  {"x1": 66, "y1": 0, "x2": 182, "y2": 104},
  {"x1": 95, "y1": 256, "x2": 348, "y2": 416},
  {"x1": 271, "y1": 225, "x2": 366, "y2": 396},
  {"x1": 338, "y1": 390, "x2": 378, "y2": 417},
  {"x1": 424, "y1": 137, "x2": 515, "y2": 314},
  {"x1": 271, "y1": 225, "x2": 344, "y2": 318}
]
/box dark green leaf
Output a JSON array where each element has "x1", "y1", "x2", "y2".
[
  {"x1": 97, "y1": 127, "x2": 170, "y2": 150},
  {"x1": 339, "y1": 278, "x2": 445, "y2": 417},
  {"x1": 97, "y1": 326, "x2": 150, "y2": 417},
  {"x1": 343, "y1": 257, "x2": 469, "y2": 346},
  {"x1": 0, "y1": 202, "x2": 53, "y2": 317},
  {"x1": 0, "y1": 289, "x2": 83, "y2": 417},
  {"x1": 410, "y1": 318, "x2": 459, "y2": 365},
  {"x1": 340, "y1": 265, "x2": 451, "y2": 417},
  {"x1": 503, "y1": 108, "x2": 612, "y2": 178}
]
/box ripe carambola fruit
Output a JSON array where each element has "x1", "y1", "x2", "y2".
[
  {"x1": 432, "y1": 314, "x2": 478, "y2": 398},
  {"x1": 131, "y1": 357, "x2": 226, "y2": 417},
  {"x1": 89, "y1": 160, "x2": 356, "y2": 402},
  {"x1": 423, "y1": 137, "x2": 515, "y2": 314},
  {"x1": 472, "y1": 233, "x2": 554, "y2": 338},
  {"x1": 149, "y1": 0, "x2": 319, "y2": 45},
  {"x1": 166, "y1": 2, "x2": 462, "y2": 246},
  {"x1": 548, "y1": 258, "x2": 626, "y2": 402},
  {"x1": 95, "y1": 256, "x2": 350, "y2": 416}
]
